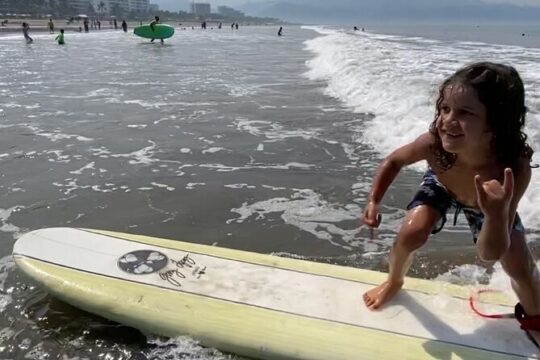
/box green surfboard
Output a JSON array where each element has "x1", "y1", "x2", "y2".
[{"x1": 133, "y1": 24, "x2": 175, "y2": 40}]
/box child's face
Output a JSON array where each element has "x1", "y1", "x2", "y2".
[{"x1": 436, "y1": 84, "x2": 491, "y2": 155}]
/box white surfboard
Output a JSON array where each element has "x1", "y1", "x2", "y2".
[{"x1": 12, "y1": 227, "x2": 538, "y2": 359}]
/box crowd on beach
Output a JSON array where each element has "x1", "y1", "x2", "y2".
[
  {"x1": 11, "y1": 16, "x2": 282, "y2": 45},
  {"x1": 18, "y1": 17, "x2": 129, "y2": 44}
]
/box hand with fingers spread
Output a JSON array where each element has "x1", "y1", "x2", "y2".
[{"x1": 474, "y1": 168, "x2": 514, "y2": 219}]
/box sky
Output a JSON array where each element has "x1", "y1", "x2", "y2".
[{"x1": 151, "y1": 0, "x2": 540, "y2": 22}]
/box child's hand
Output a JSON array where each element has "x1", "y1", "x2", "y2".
[
  {"x1": 474, "y1": 168, "x2": 514, "y2": 219},
  {"x1": 362, "y1": 201, "x2": 381, "y2": 228}
]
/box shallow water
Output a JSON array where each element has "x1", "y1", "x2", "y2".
[{"x1": 0, "y1": 24, "x2": 539, "y2": 359}]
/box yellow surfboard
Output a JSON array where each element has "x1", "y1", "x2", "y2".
[{"x1": 12, "y1": 228, "x2": 537, "y2": 359}]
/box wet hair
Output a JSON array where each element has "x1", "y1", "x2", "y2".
[{"x1": 429, "y1": 62, "x2": 533, "y2": 171}]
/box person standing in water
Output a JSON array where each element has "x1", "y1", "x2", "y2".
[
  {"x1": 149, "y1": 16, "x2": 164, "y2": 44},
  {"x1": 55, "y1": 29, "x2": 65, "y2": 45},
  {"x1": 361, "y1": 62, "x2": 540, "y2": 348},
  {"x1": 48, "y1": 18, "x2": 54, "y2": 33},
  {"x1": 277, "y1": 26, "x2": 283, "y2": 36},
  {"x1": 22, "y1": 22, "x2": 33, "y2": 43},
  {"x1": 121, "y1": 20, "x2": 127, "y2": 32}
]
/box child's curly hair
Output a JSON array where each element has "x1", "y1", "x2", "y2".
[{"x1": 429, "y1": 62, "x2": 533, "y2": 171}]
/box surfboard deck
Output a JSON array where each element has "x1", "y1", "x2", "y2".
[
  {"x1": 133, "y1": 24, "x2": 174, "y2": 39},
  {"x1": 12, "y1": 228, "x2": 538, "y2": 359}
]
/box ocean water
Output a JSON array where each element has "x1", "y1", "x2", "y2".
[{"x1": 0, "y1": 23, "x2": 539, "y2": 359}]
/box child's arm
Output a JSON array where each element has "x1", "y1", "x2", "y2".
[
  {"x1": 475, "y1": 160, "x2": 531, "y2": 260},
  {"x1": 363, "y1": 132, "x2": 433, "y2": 227}
]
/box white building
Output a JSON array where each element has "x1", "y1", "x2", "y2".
[
  {"x1": 107, "y1": 0, "x2": 129, "y2": 13},
  {"x1": 66, "y1": 0, "x2": 143, "y2": 14},
  {"x1": 68, "y1": 0, "x2": 96, "y2": 13},
  {"x1": 130, "y1": 0, "x2": 149, "y2": 12},
  {"x1": 190, "y1": 3, "x2": 211, "y2": 16},
  {"x1": 217, "y1": 6, "x2": 244, "y2": 17}
]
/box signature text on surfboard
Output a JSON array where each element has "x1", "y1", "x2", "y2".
[{"x1": 159, "y1": 253, "x2": 206, "y2": 287}]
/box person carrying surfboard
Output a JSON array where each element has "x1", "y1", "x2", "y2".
[
  {"x1": 361, "y1": 62, "x2": 540, "y2": 349},
  {"x1": 149, "y1": 16, "x2": 164, "y2": 44}
]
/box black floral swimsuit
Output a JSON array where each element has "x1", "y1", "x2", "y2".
[{"x1": 407, "y1": 168, "x2": 525, "y2": 242}]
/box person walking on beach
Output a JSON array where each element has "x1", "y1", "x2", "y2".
[
  {"x1": 361, "y1": 62, "x2": 540, "y2": 348},
  {"x1": 48, "y1": 18, "x2": 54, "y2": 33},
  {"x1": 149, "y1": 16, "x2": 163, "y2": 44},
  {"x1": 22, "y1": 22, "x2": 33, "y2": 43},
  {"x1": 55, "y1": 29, "x2": 65, "y2": 45},
  {"x1": 121, "y1": 20, "x2": 127, "y2": 32}
]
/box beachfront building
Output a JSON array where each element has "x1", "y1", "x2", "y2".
[
  {"x1": 106, "y1": 0, "x2": 129, "y2": 13},
  {"x1": 129, "y1": 0, "x2": 149, "y2": 12},
  {"x1": 190, "y1": 3, "x2": 211, "y2": 16},
  {"x1": 68, "y1": 0, "x2": 98, "y2": 13},
  {"x1": 64, "y1": 0, "x2": 131, "y2": 14},
  {"x1": 217, "y1": 6, "x2": 244, "y2": 18}
]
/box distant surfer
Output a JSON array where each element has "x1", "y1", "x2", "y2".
[
  {"x1": 277, "y1": 26, "x2": 282, "y2": 36},
  {"x1": 121, "y1": 20, "x2": 127, "y2": 32},
  {"x1": 361, "y1": 62, "x2": 540, "y2": 348},
  {"x1": 353, "y1": 26, "x2": 359, "y2": 31},
  {"x1": 149, "y1": 16, "x2": 164, "y2": 44},
  {"x1": 22, "y1": 22, "x2": 33, "y2": 43},
  {"x1": 48, "y1": 18, "x2": 54, "y2": 33},
  {"x1": 55, "y1": 29, "x2": 65, "y2": 45}
]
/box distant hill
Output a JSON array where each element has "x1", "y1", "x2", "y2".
[{"x1": 236, "y1": 0, "x2": 540, "y2": 23}]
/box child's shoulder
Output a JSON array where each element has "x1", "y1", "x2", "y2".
[{"x1": 412, "y1": 132, "x2": 437, "y2": 157}]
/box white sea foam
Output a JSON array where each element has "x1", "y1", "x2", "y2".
[
  {"x1": 0, "y1": 206, "x2": 22, "y2": 236},
  {"x1": 202, "y1": 147, "x2": 227, "y2": 154},
  {"x1": 111, "y1": 141, "x2": 159, "y2": 165},
  {"x1": 145, "y1": 336, "x2": 243, "y2": 360},
  {"x1": 0, "y1": 256, "x2": 15, "y2": 312},
  {"x1": 186, "y1": 182, "x2": 206, "y2": 189},
  {"x1": 227, "y1": 188, "x2": 361, "y2": 249},
  {"x1": 69, "y1": 162, "x2": 95, "y2": 175}
]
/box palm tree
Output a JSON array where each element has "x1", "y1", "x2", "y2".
[{"x1": 97, "y1": 1, "x2": 106, "y2": 19}]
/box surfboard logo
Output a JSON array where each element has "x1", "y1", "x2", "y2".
[{"x1": 118, "y1": 250, "x2": 169, "y2": 275}]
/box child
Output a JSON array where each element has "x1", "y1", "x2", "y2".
[
  {"x1": 361, "y1": 62, "x2": 540, "y2": 347},
  {"x1": 149, "y1": 16, "x2": 163, "y2": 44},
  {"x1": 22, "y1": 22, "x2": 33, "y2": 43},
  {"x1": 55, "y1": 29, "x2": 65, "y2": 45}
]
